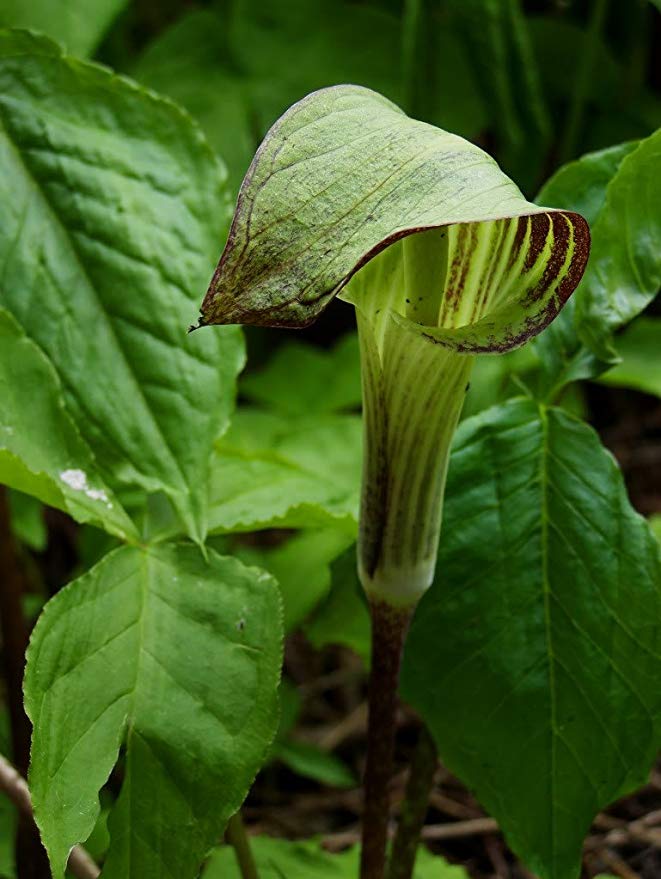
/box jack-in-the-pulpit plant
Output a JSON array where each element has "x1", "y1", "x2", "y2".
[{"x1": 197, "y1": 85, "x2": 590, "y2": 879}]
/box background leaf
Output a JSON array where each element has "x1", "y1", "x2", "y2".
[
  {"x1": 576, "y1": 129, "x2": 661, "y2": 359},
  {"x1": 304, "y1": 546, "x2": 371, "y2": 664},
  {"x1": 272, "y1": 740, "x2": 356, "y2": 790},
  {"x1": 7, "y1": 489, "x2": 46, "y2": 552},
  {"x1": 445, "y1": 0, "x2": 549, "y2": 189},
  {"x1": 0, "y1": 30, "x2": 243, "y2": 543},
  {"x1": 208, "y1": 410, "x2": 361, "y2": 534},
  {"x1": 0, "y1": 0, "x2": 128, "y2": 57},
  {"x1": 0, "y1": 308, "x2": 135, "y2": 540},
  {"x1": 202, "y1": 836, "x2": 468, "y2": 878},
  {"x1": 240, "y1": 334, "x2": 361, "y2": 416},
  {"x1": 234, "y1": 527, "x2": 354, "y2": 632},
  {"x1": 24, "y1": 543, "x2": 283, "y2": 879},
  {"x1": 402, "y1": 397, "x2": 661, "y2": 879},
  {"x1": 532, "y1": 141, "x2": 640, "y2": 396},
  {"x1": 227, "y1": 0, "x2": 401, "y2": 141},
  {"x1": 132, "y1": 10, "x2": 255, "y2": 193},
  {"x1": 598, "y1": 317, "x2": 661, "y2": 398}
]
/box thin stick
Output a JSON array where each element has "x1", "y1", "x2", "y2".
[
  {"x1": 326, "y1": 816, "x2": 500, "y2": 851},
  {"x1": 226, "y1": 812, "x2": 260, "y2": 879},
  {"x1": 0, "y1": 753, "x2": 100, "y2": 879},
  {"x1": 388, "y1": 725, "x2": 438, "y2": 879},
  {"x1": 421, "y1": 818, "x2": 498, "y2": 841},
  {"x1": 360, "y1": 600, "x2": 412, "y2": 879}
]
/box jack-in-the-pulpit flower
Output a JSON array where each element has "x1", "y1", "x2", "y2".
[
  {"x1": 197, "y1": 84, "x2": 590, "y2": 879},
  {"x1": 197, "y1": 84, "x2": 590, "y2": 611}
]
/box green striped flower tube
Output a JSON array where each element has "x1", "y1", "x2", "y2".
[{"x1": 197, "y1": 84, "x2": 590, "y2": 610}]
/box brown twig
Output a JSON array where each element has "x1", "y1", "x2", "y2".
[
  {"x1": 317, "y1": 702, "x2": 368, "y2": 751},
  {"x1": 598, "y1": 849, "x2": 641, "y2": 879},
  {"x1": 325, "y1": 816, "x2": 500, "y2": 851},
  {"x1": 421, "y1": 818, "x2": 499, "y2": 841},
  {"x1": 428, "y1": 791, "x2": 482, "y2": 820},
  {"x1": 0, "y1": 753, "x2": 100, "y2": 879}
]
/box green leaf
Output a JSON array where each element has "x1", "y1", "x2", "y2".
[
  {"x1": 203, "y1": 836, "x2": 468, "y2": 878},
  {"x1": 650, "y1": 515, "x2": 661, "y2": 543},
  {"x1": 461, "y1": 346, "x2": 536, "y2": 419},
  {"x1": 0, "y1": 30, "x2": 244, "y2": 543},
  {"x1": 401, "y1": 397, "x2": 661, "y2": 879},
  {"x1": 132, "y1": 11, "x2": 255, "y2": 194},
  {"x1": 445, "y1": 0, "x2": 549, "y2": 187},
  {"x1": 0, "y1": 308, "x2": 135, "y2": 540},
  {"x1": 305, "y1": 546, "x2": 371, "y2": 664},
  {"x1": 228, "y1": 0, "x2": 402, "y2": 137},
  {"x1": 134, "y1": 2, "x2": 403, "y2": 196},
  {"x1": 0, "y1": 0, "x2": 127, "y2": 57},
  {"x1": 576, "y1": 129, "x2": 661, "y2": 359},
  {"x1": 208, "y1": 410, "x2": 361, "y2": 534},
  {"x1": 529, "y1": 16, "x2": 624, "y2": 112},
  {"x1": 599, "y1": 317, "x2": 661, "y2": 398},
  {"x1": 236, "y1": 527, "x2": 355, "y2": 632},
  {"x1": 0, "y1": 795, "x2": 14, "y2": 879},
  {"x1": 24, "y1": 542, "x2": 283, "y2": 879},
  {"x1": 7, "y1": 489, "x2": 46, "y2": 551},
  {"x1": 539, "y1": 143, "x2": 641, "y2": 229},
  {"x1": 241, "y1": 334, "x2": 361, "y2": 415},
  {"x1": 273, "y1": 741, "x2": 356, "y2": 789},
  {"x1": 533, "y1": 141, "x2": 640, "y2": 395},
  {"x1": 199, "y1": 85, "x2": 588, "y2": 346},
  {"x1": 399, "y1": 2, "x2": 488, "y2": 139},
  {"x1": 274, "y1": 678, "x2": 302, "y2": 743}
]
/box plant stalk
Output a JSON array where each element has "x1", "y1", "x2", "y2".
[
  {"x1": 388, "y1": 725, "x2": 438, "y2": 879},
  {"x1": 360, "y1": 600, "x2": 413, "y2": 879},
  {"x1": 226, "y1": 812, "x2": 260, "y2": 879}
]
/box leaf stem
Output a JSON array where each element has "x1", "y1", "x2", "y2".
[
  {"x1": 559, "y1": 0, "x2": 610, "y2": 163},
  {"x1": 360, "y1": 600, "x2": 413, "y2": 879},
  {"x1": 226, "y1": 812, "x2": 260, "y2": 879},
  {"x1": 387, "y1": 725, "x2": 438, "y2": 879}
]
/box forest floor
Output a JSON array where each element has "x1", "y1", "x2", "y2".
[{"x1": 247, "y1": 633, "x2": 661, "y2": 879}]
